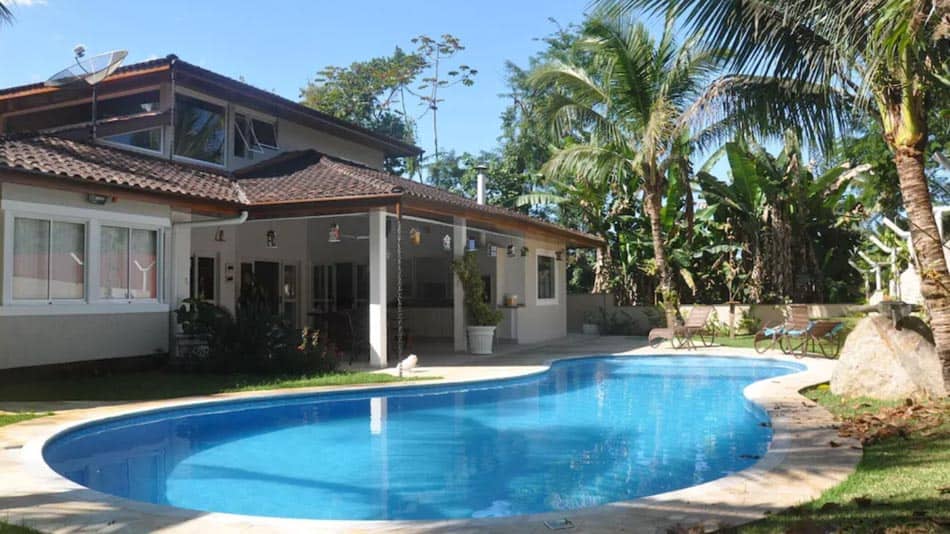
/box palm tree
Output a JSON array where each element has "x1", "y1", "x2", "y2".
[
  {"x1": 0, "y1": 3, "x2": 12, "y2": 24},
  {"x1": 529, "y1": 15, "x2": 719, "y2": 305},
  {"x1": 598, "y1": 0, "x2": 950, "y2": 386}
]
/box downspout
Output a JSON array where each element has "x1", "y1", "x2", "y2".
[{"x1": 168, "y1": 55, "x2": 177, "y2": 161}]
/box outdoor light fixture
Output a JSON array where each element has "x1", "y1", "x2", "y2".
[
  {"x1": 265, "y1": 229, "x2": 278, "y2": 249},
  {"x1": 506, "y1": 244, "x2": 516, "y2": 257},
  {"x1": 521, "y1": 246, "x2": 529, "y2": 257},
  {"x1": 467, "y1": 238, "x2": 478, "y2": 252},
  {"x1": 488, "y1": 245, "x2": 498, "y2": 257},
  {"x1": 442, "y1": 234, "x2": 452, "y2": 251},
  {"x1": 328, "y1": 224, "x2": 341, "y2": 243},
  {"x1": 86, "y1": 193, "x2": 109, "y2": 205},
  {"x1": 555, "y1": 250, "x2": 563, "y2": 261},
  {"x1": 214, "y1": 229, "x2": 226, "y2": 242},
  {"x1": 409, "y1": 227, "x2": 422, "y2": 246}
]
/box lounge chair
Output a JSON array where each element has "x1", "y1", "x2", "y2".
[
  {"x1": 781, "y1": 319, "x2": 845, "y2": 358},
  {"x1": 753, "y1": 304, "x2": 811, "y2": 353},
  {"x1": 648, "y1": 305, "x2": 715, "y2": 349}
]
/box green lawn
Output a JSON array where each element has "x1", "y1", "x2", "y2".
[
  {"x1": 0, "y1": 412, "x2": 47, "y2": 427},
  {"x1": 0, "y1": 523, "x2": 40, "y2": 534},
  {"x1": 0, "y1": 370, "x2": 434, "y2": 401},
  {"x1": 741, "y1": 386, "x2": 950, "y2": 532}
]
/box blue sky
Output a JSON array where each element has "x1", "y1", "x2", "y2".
[{"x1": 0, "y1": 0, "x2": 596, "y2": 160}]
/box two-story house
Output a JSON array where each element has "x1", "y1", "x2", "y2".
[{"x1": 0, "y1": 54, "x2": 602, "y2": 371}]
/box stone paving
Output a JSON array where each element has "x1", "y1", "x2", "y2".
[{"x1": 0, "y1": 336, "x2": 862, "y2": 533}]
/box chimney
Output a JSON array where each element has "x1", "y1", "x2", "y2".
[{"x1": 475, "y1": 164, "x2": 488, "y2": 205}]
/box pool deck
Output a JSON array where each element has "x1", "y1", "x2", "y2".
[{"x1": 0, "y1": 337, "x2": 862, "y2": 533}]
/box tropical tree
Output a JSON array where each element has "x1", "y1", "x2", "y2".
[
  {"x1": 599, "y1": 0, "x2": 950, "y2": 386},
  {"x1": 0, "y1": 3, "x2": 10, "y2": 23},
  {"x1": 697, "y1": 131, "x2": 867, "y2": 303},
  {"x1": 529, "y1": 15, "x2": 720, "y2": 306}
]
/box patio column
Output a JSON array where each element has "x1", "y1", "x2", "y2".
[
  {"x1": 453, "y1": 216, "x2": 467, "y2": 351},
  {"x1": 369, "y1": 208, "x2": 388, "y2": 368}
]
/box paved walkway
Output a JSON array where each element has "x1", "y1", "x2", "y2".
[{"x1": 0, "y1": 337, "x2": 861, "y2": 533}]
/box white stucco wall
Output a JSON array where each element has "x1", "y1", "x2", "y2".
[
  {"x1": 0, "y1": 182, "x2": 175, "y2": 370},
  {"x1": 513, "y1": 235, "x2": 568, "y2": 344}
]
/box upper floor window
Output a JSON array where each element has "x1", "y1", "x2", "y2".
[
  {"x1": 234, "y1": 113, "x2": 278, "y2": 158},
  {"x1": 102, "y1": 128, "x2": 162, "y2": 153},
  {"x1": 4, "y1": 90, "x2": 160, "y2": 134},
  {"x1": 174, "y1": 94, "x2": 226, "y2": 165}
]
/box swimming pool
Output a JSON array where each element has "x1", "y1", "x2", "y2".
[{"x1": 43, "y1": 356, "x2": 803, "y2": 521}]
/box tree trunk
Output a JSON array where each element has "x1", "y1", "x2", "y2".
[
  {"x1": 643, "y1": 186, "x2": 673, "y2": 300},
  {"x1": 593, "y1": 246, "x2": 614, "y2": 295},
  {"x1": 750, "y1": 232, "x2": 765, "y2": 302},
  {"x1": 894, "y1": 145, "x2": 950, "y2": 388}
]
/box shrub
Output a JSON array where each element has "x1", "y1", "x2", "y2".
[
  {"x1": 738, "y1": 310, "x2": 762, "y2": 335},
  {"x1": 451, "y1": 251, "x2": 503, "y2": 327}
]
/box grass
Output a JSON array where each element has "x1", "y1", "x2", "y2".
[
  {"x1": 0, "y1": 370, "x2": 434, "y2": 401},
  {"x1": 714, "y1": 315, "x2": 860, "y2": 355},
  {"x1": 0, "y1": 412, "x2": 47, "y2": 427},
  {"x1": 0, "y1": 523, "x2": 40, "y2": 534},
  {"x1": 741, "y1": 386, "x2": 950, "y2": 532}
]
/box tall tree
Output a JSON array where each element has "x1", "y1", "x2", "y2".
[
  {"x1": 529, "y1": 15, "x2": 720, "y2": 305},
  {"x1": 300, "y1": 48, "x2": 425, "y2": 175},
  {"x1": 599, "y1": 0, "x2": 950, "y2": 386}
]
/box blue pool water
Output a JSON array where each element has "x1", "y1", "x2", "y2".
[{"x1": 44, "y1": 356, "x2": 802, "y2": 520}]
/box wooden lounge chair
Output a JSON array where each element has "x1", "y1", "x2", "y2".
[
  {"x1": 648, "y1": 305, "x2": 715, "y2": 349},
  {"x1": 753, "y1": 304, "x2": 811, "y2": 353}
]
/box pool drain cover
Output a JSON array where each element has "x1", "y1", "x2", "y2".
[{"x1": 544, "y1": 518, "x2": 574, "y2": 530}]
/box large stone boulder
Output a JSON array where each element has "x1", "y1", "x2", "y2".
[{"x1": 831, "y1": 315, "x2": 946, "y2": 400}]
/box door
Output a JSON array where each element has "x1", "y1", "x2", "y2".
[{"x1": 240, "y1": 261, "x2": 280, "y2": 317}]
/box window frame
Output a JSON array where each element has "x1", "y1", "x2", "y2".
[
  {"x1": 231, "y1": 105, "x2": 279, "y2": 161},
  {"x1": 172, "y1": 88, "x2": 229, "y2": 169},
  {"x1": 7, "y1": 214, "x2": 88, "y2": 305},
  {"x1": 2, "y1": 86, "x2": 162, "y2": 135},
  {"x1": 1, "y1": 199, "x2": 170, "y2": 314},
  {"x1": 535, "y1": 249, "x2": 559, "y2": 305},
  {"x1": 98, "y1": 224, "x2": 163, "y2": 302},
  {"x1": 100, "y1": 126, "x2": 165, "y2": 157}
]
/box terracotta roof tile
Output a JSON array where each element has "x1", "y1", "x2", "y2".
[{"x1": 0, "y1": 134, "x2": 242, "y2": 204}]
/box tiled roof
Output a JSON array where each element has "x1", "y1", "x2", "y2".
[
  {"x1": 0, "y1": 135, "x2": 602, "y2": 245},
  {"x1": 0, "y1": 134, "x2": 243, "y2": 204},
  {"x1": 237, "y1": 150, "x2": 604, "y2": 245}
]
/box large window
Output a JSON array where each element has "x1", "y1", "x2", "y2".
[
  {"x1": 174, "y1": 94, "x2": 226, "y2": 165},
  {"x1": 537, "y1": 253, "x2": 556, "y2": 302},
  {"x1": 12, "y1": 217, "x2": 85, "y2": 301},
  {"x1": 100, "y1": 226, "x2": 158, "y2": 300}
]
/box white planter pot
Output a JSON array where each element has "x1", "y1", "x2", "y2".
[
  {"x1": 581, "y1": 323, "x2": 600, "y2": 335},
  {"x1": 467, "y1": 326, "x2": 496, "y2": 355}
]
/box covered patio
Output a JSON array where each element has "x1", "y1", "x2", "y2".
[{"x1": 188, "y1": 150, "x2": 602, "y2": 367}]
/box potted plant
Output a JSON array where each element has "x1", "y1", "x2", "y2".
[
  {"x1": 582, "y1": 309, "x2": 602, "y2": 335},
  {"x1": 451, "y1": 251, "x2": 503, "y2": 354}
]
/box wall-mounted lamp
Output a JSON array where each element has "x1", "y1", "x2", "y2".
[
  {"x1": 488, "y1": 245, "x2": 498, "y2": 257},
  {"x1": 265, "y1": 229, "x2": 278, "y2": 249},
  {"x1": 328, "y1": 224, "x2": 341, "y2": 243},
  {"x1": 555, "y1": 250, "x2": 564, "y2": 261},
  {"x1": 506, "y1": 244, "x2": 516, "y2": 257},
  {"x1": 442, "y1": 234, "x2": 452, "y2": 251},
  {"x1": 409, "y1": 227, "x2": 422, "y2": 246},
  {"x1": 214, "y1": 229, "x2": 226, "y2": 242},
  {"x1": 521, "y1": 246, "x2": 529, "y2": 257},
  {"x1": 86, "y1": 193, "x2": 109, "y2": 205}
]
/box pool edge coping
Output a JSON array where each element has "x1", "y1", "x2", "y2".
[{"x1": 1, "y1": 347, "x2": 862, "y2": 533}]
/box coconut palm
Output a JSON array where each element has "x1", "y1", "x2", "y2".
[
  {"x1": 0, "y1": 3, "x2": 11, "y2": 24},
  {"x1": 598, "y1": 0, "x2": 950, "y2": 386},
  {"x1": 529, "y1": 15, "x2": 720, "y2": 305}
]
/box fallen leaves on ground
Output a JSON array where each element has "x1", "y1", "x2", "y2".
[{"x1": 835, "y1": 398, "x2": 949, "y2": 446}]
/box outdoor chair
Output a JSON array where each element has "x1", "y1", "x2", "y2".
[
  {"x1": 780, "y1": 319, "x2": 845, "y2": 358},
  {"x1": 648, "y1": 305, "x2": 715, "y2": 349},
  {"x1": 753, "y1": 304, "x2": 811, "y2": 353}
]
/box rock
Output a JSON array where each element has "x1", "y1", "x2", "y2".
[{"x1": 831, "y1": 315, "x2": 947, "y2": 400}]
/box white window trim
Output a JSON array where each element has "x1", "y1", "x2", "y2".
[
  {"x1": 535, "y1": 249, "x2": 559, "y2": 306},
  {"x1": 1, "y1": 200, "x2": 171, "y2": 314},
  {"x1": 231, "y1": 106, "x2": 280, "y2": 161},
  {"x1": 172, "y1": 87, "x2": 229, "y2": 169},
  {"x1": 99, "y1": 126, "x2": 165, "y2": 157}
]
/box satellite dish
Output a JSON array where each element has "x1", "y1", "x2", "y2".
[{"x1": 45, "y1": 48, "x2": 128, "y2": 88}]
